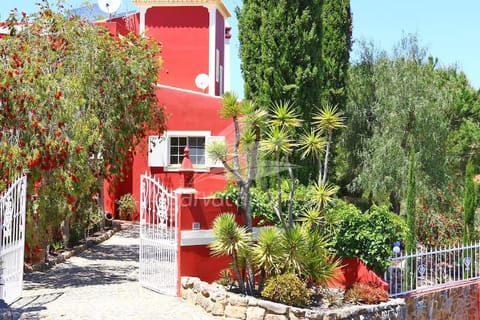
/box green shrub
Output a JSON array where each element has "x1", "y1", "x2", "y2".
[
  {"x1": 333, "y1": 204, "x2": 407, "y2": 274},
  {"x1": 344, "y1": 282, "x2": 389, "y2": 304},
  {"x1": 261, "y1": 273, "x2": 311, "y2": 307},
  {"x1": 216, "y1": 269, "x2": 234, "y2": 287}
]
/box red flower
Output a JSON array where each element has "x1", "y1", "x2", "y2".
[
  {"x1": 75, "y1": 145, "x2": 83, "y2": 153},
  {"x1": 67, "y1": 195, "x2": 75, "y2": 205},
  {"x1": 54, "y1": 91, "x2": 62, "y2": 99}
]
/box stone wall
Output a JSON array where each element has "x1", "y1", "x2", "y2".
[
  {"x1": 180, "y1": 277, "x2": 406, "y2": 320},
  {"x1": 181, "y1": 277, "x2": 480, "y2": 320}
]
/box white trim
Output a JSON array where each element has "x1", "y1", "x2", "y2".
[
  {"x1": 138, "y1": 7, "x2": 148, "y2": 35},
  {"x1": 0, "y1": 25, "x2": 24, "y2": 35},
  {"x1": 174, "y1": 188, "x2": 197, "y2": 195},
  {"x1": 148, "y1": 134, "x2": 168, "y2": 167},
  {"x1": 165, "y1": 131, "x2": 210, "y2": 171},
  {"x1": 205, "y1": 135, "x2": 225, "y2": 167},
  {"x1": 181, "y1": 227, "x2": 261, "y2": 246},
  {"x1": 215, "y1": 49, "x2": 220, "y2": 82},
  {"x1": 149, "y1": 130, "x2": 226, "y2": 171},
  {"x1": 207, "y1": 5, "x2": 216, "y2": 96},
  {"x1": 167, "y1": 130, "x2": 211, "y2": 137},
  {"x1": 155, "y1": 83, "x2": 222, "y2": 99},
  {"x1": 224, "y1": 25, "x2": 231, "y2": 92},
  {"x1": 219, "y1": 65, "x2": 224, "y2": 95}
]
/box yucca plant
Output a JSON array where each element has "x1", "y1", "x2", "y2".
[
  {"x1": 281, "y1": 224, "x2": 309, "y2": 275},
  {"x1": 209, "y1": 213, "x2": 252, "y2": 293},
  {"x1": 281, "y1": 224, "x2": 338, "y2": 286},
  {"x1": 311, "y1": 180, "x2": 339, "y2": 211},
  {"x1": 312, "y1": 104, "x2": 345, "y2": 183},
  {"x1": 297, "y1": 209, "x2": 323, "y2": 230},
  {"x1": 302, "y1": 229, "x2": 339, "y2": 287},
  {"x1": 252, "y1": 226, "x2": 284, "y2": 292}
]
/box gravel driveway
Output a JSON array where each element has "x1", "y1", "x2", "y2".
[{"x1": 8, "y1": 224, "x2": 215, "y2": 320}]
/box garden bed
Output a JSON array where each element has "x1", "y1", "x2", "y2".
[{"x1": 181, "y1": 277, "x2": 406, "y2": 320}]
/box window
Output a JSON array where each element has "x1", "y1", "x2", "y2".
[
  {"x1": 148, "y1": 131, "x2": 224, "y2": 170},
  {"x1": 169, "y1": 136, "x2": 205, "y2": 165}
]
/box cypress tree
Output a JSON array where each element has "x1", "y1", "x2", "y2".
[
  {"x1": 463, "y1": 159, "x2": 477, "y2": 243},
  {"x1": 320, "y1": 0, "x2": 352, "y2": 110},
  {"x1": 237, "y1": 0, "x2": 351, "y2": 121},
  {"x1": 406, "y1": 150, "x2": 416, "y2": 252}
]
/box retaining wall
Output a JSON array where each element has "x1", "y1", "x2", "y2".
[
  {"x1": 180, "y1": 277, "x2": 406, "y2": 320},
  {"x1": 181, "y1": 277, "x2": 480, "y2": 320}
]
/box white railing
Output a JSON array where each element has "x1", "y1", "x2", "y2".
[
  {"x1": 0, "y1": 175, "x2": 27, "y2": 303},
  {"x1": 385, "y1": 242, "x2": 480, "y2": 297}
]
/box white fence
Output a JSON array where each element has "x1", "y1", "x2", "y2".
[
  {"x1": 0, "y1": 175, "x2": 27, "y2": 303},
  {"x1": 385, "y1": 242, "x2": 480, "y2": 297}
]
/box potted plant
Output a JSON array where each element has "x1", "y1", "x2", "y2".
[{"x1": 116, "y1": 193, "x2": 136, "y2": 220}]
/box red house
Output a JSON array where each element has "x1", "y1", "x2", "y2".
[{"x1": 100, "y1": 0, "x2": 235, "y2": 219}]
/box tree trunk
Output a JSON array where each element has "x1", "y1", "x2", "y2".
[
  {"x1": 287, "y1": 156, "x2": 295, "y2": 229},
  {"x1": 231, "y1": 251, "x2": 246, "y2": 293},
  {"x1": 61, "y1": 215, "x2": 71, "y2": 248},
  {"x1": 322, "y1": 130, "x2": 332, "y2": 183}
]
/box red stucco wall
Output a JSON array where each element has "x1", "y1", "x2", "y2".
[
  {"x1": 145, "y1": 6, "x2": 209, "y2": 92},
  {"x1": 110, "y1": 13, "x2": 140, "y2": 35},
  {"x1": 178, "y1": 194, "x2": 243, "y2": 283},
  {"x1": 328, "y1": 257, "x2": 389, "y2": 290}
]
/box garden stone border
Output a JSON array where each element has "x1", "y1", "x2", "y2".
[
  {"x1": 181, "y1": 277, "x2": 407, "y2": 320},
  {"x1": 23, "y1": 221, "x2": 123, "y2": 273}
]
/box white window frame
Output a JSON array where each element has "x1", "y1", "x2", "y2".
[{"x1": 148, "y1": 130, "x2": 225, "y2": 171}]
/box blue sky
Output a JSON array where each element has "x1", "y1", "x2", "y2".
[{"x1": 1, "y1": 0, "x2": 479, "y2": 98}]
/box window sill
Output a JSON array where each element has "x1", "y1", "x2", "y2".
[{"x1": 163, "y1": 166, "x2": 211, "y2": 173}]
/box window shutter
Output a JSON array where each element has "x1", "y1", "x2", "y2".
[
  {"x1": 205, "y1": 136, "x2": 226, "y2": 168},
  {"x1": 148, "y1": 135, "x2": 168, "y2": 167}
]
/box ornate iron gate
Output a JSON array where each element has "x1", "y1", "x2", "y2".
[
  {"x1": 0, "y1": 175, "x2": 27, "y2": 303},
  {"x1": 139, "y1": 173, "x2": 179, "y2": 296}
]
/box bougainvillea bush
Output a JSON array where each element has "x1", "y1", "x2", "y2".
[{"x1": 0, "y1": 1, "x2": 166, "y2": 252}]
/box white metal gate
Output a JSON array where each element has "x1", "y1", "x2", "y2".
[
  {"x1": 0, "y1": 175, "x2": 27, "y2": 303},
  {"x1": 139, "y1": 173, "x2": 179, "y2": 296}
]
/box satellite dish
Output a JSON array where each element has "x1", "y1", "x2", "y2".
[
  {"x1": 98, "y1": 0, "x2": 122, "y2": 17},
  {"x1": 195, "y1": 73, "x2": 209, "y2": 91}
]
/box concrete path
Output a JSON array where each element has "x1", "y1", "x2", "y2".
[{"x1": 9, "y1": 224, "x2": 215, "y2": 320}]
